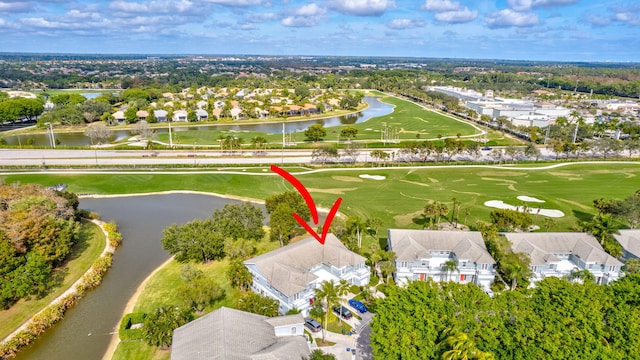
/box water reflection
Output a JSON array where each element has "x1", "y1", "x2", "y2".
[{"x1": 13, "y1": 193, "x2": 260, "y2": 360}]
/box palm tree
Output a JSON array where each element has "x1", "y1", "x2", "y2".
[
  {"x1": 314, "y1": 280, "x2": 348, "y2": 343},
  {"x1": 251, "y1": 136, "x2": 267, "y2": 151},
  {"x1": 569, "y1": 268, "x2": 595, "y2": 283},
  {"x1": 583, "y1": 214, "x2": 618, "y2": 245},
  {"x1": 443, "y1": 259, "x2": 458, "y2": 282},
  {"x1": 438, "y1": 328, "x2": 495, "y2": 360}
]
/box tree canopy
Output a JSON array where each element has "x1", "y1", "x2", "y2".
[
  {"x1": 161, "y1": 202, "x2": 265, "y2": 262},
  {"x1": 0, "y1": 183, "x2": 80, "y2": 308},
  {"x1": 372, "y1": 276, "x2": 640, "y2": 360}
]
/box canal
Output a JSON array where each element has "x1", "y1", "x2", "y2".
[{"x1": 14, "y1": 193, "x2": 257, "y2": 360}]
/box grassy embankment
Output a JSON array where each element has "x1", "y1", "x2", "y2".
[
  {"x1": 112, "y1": 236, "x2": 281, "y2": 360},
  {"x1": 0, "y1": 220, "x2": 105, "y2": 340}
]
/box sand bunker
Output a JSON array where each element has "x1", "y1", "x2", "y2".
[
  {"x1": 484, "y1": 200, "x2": 564, "y2": 218},
  {"x1": 517, "y1": 196, "x2": 545, "y2": 203},
  {"x1": 359, "y1": 174, "x2": 386, "y2": 180}
]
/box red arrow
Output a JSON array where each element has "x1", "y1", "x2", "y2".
[{"x1": 271, "y1": 165, "x2": 342, "y2": 245}]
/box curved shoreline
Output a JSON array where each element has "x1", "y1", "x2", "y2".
[
  {"x1": 0, "y1": 219, "x2": 114, "y2": 351},
  {"x1": 101, "y1": 256, "x2": 174, "y2": 360}
]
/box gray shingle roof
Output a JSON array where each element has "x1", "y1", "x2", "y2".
[
  {"x1": 614, "y1": 229, "x2": 640, "y2": 258},
  {"x1": 389, "y1": 229, "x2": 495, "y2": 264},
  {"x1": 244, "y1": 234, "x2": 365, "y2": 297},
  {"x1": 504, "y1": 232, "x2": 623, "y2": 267},
  {"x1": 171, "y1": 307, "x2": 309, "y2": 360}
]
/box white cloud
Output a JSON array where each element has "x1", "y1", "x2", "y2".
[
  {"x1": 387, "y1": 18, "x2": 425, "y2": 29},
  {"x1": 582, "y1": 13, "x2": 610, "y2": 27},
  {"x1": 328, "y1": 0, "x2": 395, "y2": 16},
  {"x1": 486, "y1": 9, "x2": 538, "y2": 28},
  {"x1": 532, "y1": 0, "x2": 577, "y2": 8},
  {"x1": 244, "y1": 12, "x2": 277, "y2": 23},
  {"x1": 507, "y1": 0, "x2": 576, "y2": 11},
  {"x1": 202, "y1": 0, "x2": 263, "y2": 6},
  {"x1": 421, "y1": 0, "x2": 477, "y2": 23},
  {"x1": 281, "y1": 3, "x2": 326, "y2": 27},
  {"x1": 613, "y1": 11, "x2": 640, "y2": 25},
  {"x1": 109, "y1": 0, "x2": 196, "y2": 15},
  {"x1": 507, "y1": 0, "x2": 532, "y2": 12},
  {"x1": 435, "y1": 8, "x2": 477, "y2": 23},
  {"x1": 0, "y1": 2, "x2": 32, "y2": 13},
  {"x1": 422, "y1": 0, "x2": 460, "y2": 12}
]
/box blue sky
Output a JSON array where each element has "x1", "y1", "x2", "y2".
[{"x1": 0, "y1": 0, "x2": 638, "y2": 62}]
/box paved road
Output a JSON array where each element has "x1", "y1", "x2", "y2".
[{"x1": 0, "y1": 147, "x2": 568, "y2": 167}]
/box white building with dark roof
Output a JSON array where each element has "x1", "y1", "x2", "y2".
[
  {"x1": 504, "y1": 232, "x2": 624, "y2": 285},
  {"x1": 387, "y1": 229, "x2": 496, "y2": 290},
  {"x1": 171, "y1": 307, "x2": 309, "y2": 360},
  {"x1": 614, "y1": 229, "x2": 640, "y2": 259},
  {"x1": 244, "y1": 234, "x2": 369, "y2": 315}
]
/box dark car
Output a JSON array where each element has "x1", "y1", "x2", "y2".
[
  {"x1": 348, "y1": 299, "x2": 368, "y2": 313},
  {"x1": 333, "y1": 305, "x2": 353, "y2": 320},
  {"x1": 304, "y1": 318, "x2": 322, "y2": 332}
]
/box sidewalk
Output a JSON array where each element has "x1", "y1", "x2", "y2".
[{"x1": 316, "y1": 331, "x2": 358, "y2": 360}]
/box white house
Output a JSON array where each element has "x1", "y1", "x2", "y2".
[
  {"x1": 614, "y1": 229, "x2": 640, "y2": 259},
  {"x1": 504, "y1": 232, "x2": 624, "y2": 285},
  {"x1": 195, "y1": 109, "x2": 208, "y2": 121},
  {"x1": 173, "y1": 109, "x2": 188, "y2": 122},
  {"x1": 171, "y1": 307, "x2": 309, "y2": 360},
  {"x1": 244, "y1": 234, "x2": 369, "y2": 315},
  {"x1": 387, "y1": 229, "x2": 496, "y2": 290},
  {"x1": 153, "y1": 109, "x2": 167, "y2": 122}
]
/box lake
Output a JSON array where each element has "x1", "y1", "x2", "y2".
[
  {"x1": 1, "y1": 96, "x2": 393, "y2": 147},
  {"x1": 13, "y1": 193, "x2": 260, "y2": 360}
]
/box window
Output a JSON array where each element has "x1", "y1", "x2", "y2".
[{"x1": 292, "y1": 327, "x2": 297, "y2": 334}]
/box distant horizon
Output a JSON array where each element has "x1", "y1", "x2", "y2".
[
  {"x1": 0, "y1": 1, "x2": 638, "y2": 63},
  {"x1": 0, "y1": 52, "x2": 638, "y2": 66}
]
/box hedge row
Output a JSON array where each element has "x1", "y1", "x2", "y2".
[{"x1": 0, "y1": 221, "x2": 122, "y2": 359}]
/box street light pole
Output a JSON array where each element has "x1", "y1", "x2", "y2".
[{"x1": 45, "y1": 122, "x2": 55, "y2": 149}]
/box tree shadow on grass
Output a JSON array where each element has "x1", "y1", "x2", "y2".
[
  {"x1": 573, "y1": 210, "x2": 595, "y2": 223},
  {"x1": 412, "y1": 215, "x2": 430, "y2": 228}
]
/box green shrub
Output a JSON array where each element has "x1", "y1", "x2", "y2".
[
  {"x1": 369, "y1": 275, "x2": 379, "y2": 286},
  {"x1": 119, "y1": 312, "x2": 147, "y2": 340},
  {"x1": 349, "y1": 285, "x2": 361, "y2": 294}
]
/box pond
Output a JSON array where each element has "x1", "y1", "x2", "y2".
[
  {"x1": 1, "y1": 96, "x2": 393, "y2": 147},
  {"x1": 13, "y1": 193, "x2": 260, "y2": 360}
]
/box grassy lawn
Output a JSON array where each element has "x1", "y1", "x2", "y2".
[
  {"x1": 150, "y1": 95, "x2": 486, "y2": 147},
  {"x1": 112, "y1": 237, "x2": 280, "y2": 360},
  {"x1": 4, "y1": 163, "x2": 639, "y2": 237},
  {"x1": 112, "y1": 341, "x2": 169, "y2": 360},
  {"x1": 7, "y1": 94, "x2": 504, "y2": 148},
  {"x1": 0, "y1": 220, "x2": 105, "y2": 339}
]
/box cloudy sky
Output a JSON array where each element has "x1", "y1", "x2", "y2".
[{"x1": 0, "y1": 0, "x2": 638, "y2": 62}]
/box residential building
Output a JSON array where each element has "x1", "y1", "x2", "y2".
[
  {"x1": 614, "y1": 229, "x2": 640, "y2": 259},
  {"x1": 135, "y1": 110, "x2": 148, "y2": 122},
  {"x1": 195, "y1": 109, "x2": 208, "y2": 121},
  {"x1": 153, "y1": 109, "x2": 167, "y2": 122},
  {"x1": 112, "y1": 110, "x2": 125, "y2": 123},
  {"x1": 173, "y1": 109, "x2": 188, "y2": 122},
  {"x1": 388, "y1": 229, "x2": 496, "y2": 290},
  {"x1": 171, "y1": 307, "x2": 309, "y2": 360},
  {"x1": 244, "y1": 234, "x2": 369, "y2": 315},
  {"x1": 504, "y1": 232, "x2": 624, "y2": 285}
]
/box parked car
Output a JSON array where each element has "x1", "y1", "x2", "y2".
[
  {"x1": 304, "y1": 318, "x2": 322, "y2": 332},
  {"x1": 348, "y1": 299, "x2": 368, "y2": 313},
  {"x1": 332, "y1": 305, "x2": 353, "y2": 320}
]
